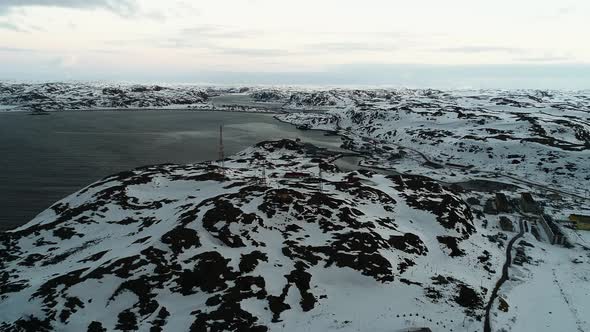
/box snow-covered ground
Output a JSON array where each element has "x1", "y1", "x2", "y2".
[
  {"x1": 1, "y1": 139, "x2": 588, "y2": 331},
  {"x1": 275, "y1": 89, "x2": 590, "y2": 197},
  {"x1": 270, "y1": 88, "x2": 590, "y2": 332},
  {"x1": 1, "y1": 85, "x2": 589, "y2": 331},
  {"x1": 0, "y1": 82, "x2": 211, "y2": 111},
  {"x1": 492, "y1": 232, "x2": 590, "y2": 332}
]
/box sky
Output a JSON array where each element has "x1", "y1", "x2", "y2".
[{"x1": 0, "y1": 0, "x2": 589, "y2": 88}]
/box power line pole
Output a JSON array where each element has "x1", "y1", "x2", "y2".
[
  {"x1": 261, "y1": 162, "x2": 267, "y2": 186},
  {"x1": 218, "y1": 125, "x2": 225, "y2": 175},
  {"x1": 318, "y1": 163, "x2": 323, "y2": 193}
]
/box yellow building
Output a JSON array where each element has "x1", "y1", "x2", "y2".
[{"x1": 569, "y1": 214, "x2": 590, "y2": 230}]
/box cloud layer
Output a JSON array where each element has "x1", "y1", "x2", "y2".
[
  {"x1": 0, "y1": 0, "x2": 588, "y2": 87},
  {"x1": 0, "y1": 0, "x2": 136, "y2": 15}
]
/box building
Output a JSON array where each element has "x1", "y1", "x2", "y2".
[
  {"x1": 483, "y1": 199, "x2": 498, "y2": 215},
  {"x1": 495, "y1": 193, "x2": 512, "y2": 213},
  {"x1": 520, "y1": 192, "x2": 542, "y2": 214},
  {"x1": 569, "y1": 214, "x2": 590, "y2": 230},
  {"x1": 499, "y1": 216, "x2": 514, "y2": 232}
]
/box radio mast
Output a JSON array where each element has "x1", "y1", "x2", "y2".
[
  {"x1": 261, "y1": 162, "x2": 267, "y2": 186},
  {"x1": 318, "y1": 163, "x2": 323, "y2": 193},
  {"x1": 218, "y1": 125, "x2": 225, "y2": 173}
]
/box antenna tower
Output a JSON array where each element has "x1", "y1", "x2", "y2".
[
  {"x1": 261, "y1": 162, "x2": 267, "y2": 186},
  {"x1": 318, "y1": 163, "x2": 323, "y2": 193},
  {"x1": 218, "y1": 125, "x2": 225, "y2": 174}
]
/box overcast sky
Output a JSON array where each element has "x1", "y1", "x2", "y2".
[{"x1": 0, "y1": 0, "x2": 589, "y2": 88}]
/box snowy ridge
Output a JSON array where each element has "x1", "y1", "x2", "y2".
[
  {"x1": 1, "y1": 140, "x2": 510, "y2": 332},
  {"x1": 275, "y1": 89, "x2": 590, "y2": 196},
  {"x1": 0, "y1": 82, "x2": 209, "y2": 111},
  {"x1": 1, "y1": 85, "x2": 590, "y2": 332}
]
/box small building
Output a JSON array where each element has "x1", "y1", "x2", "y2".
[
  {"x1": 495, "y1": 193, "x2": 512, "y2": 213},
  {"x1": 499, "y1": 216, "x2": 514, "y2": 232},
  {"x1": 520, "y1": 192, "x2": 542, "y2": 214},
  {"x1": 483, "y1": 199, "x2": 498, "y2": 215},
  {"x1": 569, "y1": 214, "x2": 590, "y2": 230}
]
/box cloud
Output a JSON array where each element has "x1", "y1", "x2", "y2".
[
  {"x1": 0, "y1": 46, "x2": 36, "y2": 52},
  {"x1": 437, "y1": 47, "x2": 575, "y2": 63},
  {"x1": 103, "y1": 24, "x2": 260, "y2": 49},
  {"x1": 151, "y1": 38, "x2": 202, "y2": 49},
  {"x1": 437, "y1": 46, "x2": 523, "y2": 54},
  {"x1": 0, "y1": 20, "x2": 45, "y2": 32},
  {"x1": 214, "y1": 47, "x2": 289, "y2": 57},
  {"x1": 181, "y1": 25, "x2": 254, "y2": 40},
  {"x1": 516, "y1": 55, "x2": 572, "y2": 63},
  {"x1": 305, "y1": 42, "x2": 396, "y2": 53},
  {"x1": 87, "y1": 48, "x2": 125, "y2": 55},
  {"x1": 0, "y1": 0, "x2": 137, "y2": 16},
  {"x1": 103, "y1": 25, "x2": 278, "y2": 57},
  {"x1": 0, "y1": 21, "x2": 24, "y2": 31}
]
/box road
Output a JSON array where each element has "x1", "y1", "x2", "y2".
[
  {"x1": 346, "y1": 131, "x2": 590, "y2": 202},
  {"x1": 483, "y1": 220, "x2": 525, "y2": 332}
]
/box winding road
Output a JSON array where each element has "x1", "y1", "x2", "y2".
[
  {"x1": 346, "y1": 130, "x2": 590, "y2": 202},
  {"x1": 483, "y1": 220, "x2": 525, "y2": 332}
]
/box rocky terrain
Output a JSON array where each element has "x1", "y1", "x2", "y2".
[
  {"x1": 2, "y1": 139, "x2": 589, "y2": 332},
  {"x1": 274, "y1": 89, "x2": 590, "y2": 197},
  {"x1": 0, "y1": 140, "x2": 527, "y2": 331},
  {"x1": 0, "y1": 82, "x2": 209, "y2": 111},
  {"x1": 1, "y1": 84, "x2": 590, "y2": 331}
]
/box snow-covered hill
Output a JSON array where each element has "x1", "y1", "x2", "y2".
[
  {"x1": 0, "y1": 140, "x2": 518, "y2": 331},
  {"x1": 275, "y1": 89, "x2": 590, "y2": 197},
  {"x1": 0, "y1": 82, "x2": 209, "y2": 111},
  {"x1": 1, "y1": 85, "x2": 590, "y2": 331},
  {"x1": 2, "y1": 138, "x2": 590, "y2": 332}
]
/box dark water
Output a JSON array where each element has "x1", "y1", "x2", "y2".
[{"x1": 0, "y1": 110, "x2": 342, "y2": 231}]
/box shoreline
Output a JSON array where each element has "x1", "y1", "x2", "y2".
[
  {"x1": 0, "y1": 107, "x2": 284, "y2": 114},
  {"x1": 0, "y1": 111, "x2": 347, "y2": 232}
]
